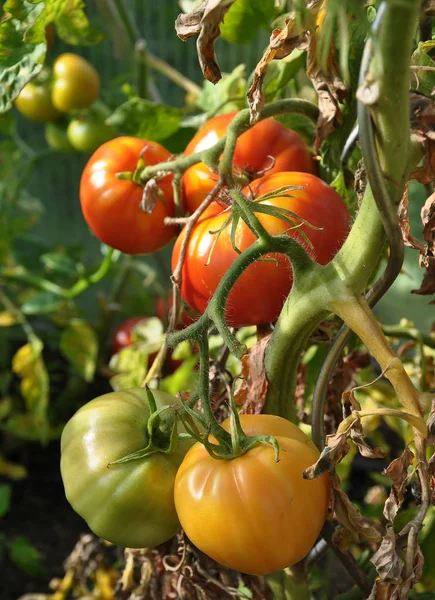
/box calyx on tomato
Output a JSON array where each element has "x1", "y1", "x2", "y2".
[
  {"x1": 181, "y1": 111, "x2": 316, "y2": 214},
  {"x1": 172, "y1": 171, "x2": 351, "y2": 327},
  {"x1": 60, "y1": 387, "x2": 194, "y2": 549}
]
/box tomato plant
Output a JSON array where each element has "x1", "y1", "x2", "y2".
[
  {"x1": 67, "y1": 117, "x2": 116, "y2": 153},
  {"x1": 51, "y1": 53, "x2": 100, "y2": 113},
  {"x1": 80, "y1": 137, "x2": 176, "y2": 254},
  {"x1": 15, "y1": 80, "x2": 60, "y2": 122},
  {"x1": 174, "y1": 414, "x2": 330, "y2": 575},
  {"x1": 173, "y1": 171, "x2": 350, "y2": 327},
  {"x1": 60, "y1": 388, "x2": 193, "y2": 548},
  {"x1": 156, "y1": 292, "x2": 197, "y2": 329},
  {"x1": 182, "y1": 111, "x2": 316, "y2": 214},
  {"x1": 111, "y1": 317, "x2": 146, "y2": 354},
  {"x1": 44, "y1": 121, "x2": 75, "y2": 152}
]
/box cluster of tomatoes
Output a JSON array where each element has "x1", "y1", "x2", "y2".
[
  {"x1": 80, "y1": 110, "x2": 351, "y2": 327},
  {"x1": 15, "y1": 53, "x2": 115, "y2": 153},
  {"x1": 59, "y1": 112, "x2": 349, "y2": 575}
]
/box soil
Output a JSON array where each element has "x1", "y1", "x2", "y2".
[{"x1": 2, "y1": 441, "x2": 89, "y2": 600}]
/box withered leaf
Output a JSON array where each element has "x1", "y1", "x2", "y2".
[
  {"x1": 422, "y1": 193, "x2": 435, "y2": 264},
  {"x1": 247, "y1": 20, "x2": 308, "y2": 123},
  {"x1": 411, "y1": 257, "x2": 435, "y2": 300},
  {"x1": 175, "y1": 0, "x2": 237, "y2": 84},
  {"x1": 307, "y1": 33, "x2": 346, "y2": 150},
  {"x1": 383, "y1": 446, "x2": 414, "y2": 523},
  {"x1": 398, "y1": 185, "x2": 425, "y2": 252},
  {"x1": 235, "y1": 335, "x2": 270, "y2": 413},
  {"x1": 330, "y1": 473, "x2": 381, "y2": 551},
  {"x1": 367, "y1": 580, "x2": 400, "y2": 600},
  {"x1": 140, "y1": 179, "x2": 159, "y2": 214},
  {"x1": 303, "y1": 432, "x2": 350, "y2": 479},
  {"x1": 370, "y1": 527, "x2": 402, "y2": 582},
  {"x1": 341, "y1": 392, "x2": 385, "y2": 459}
]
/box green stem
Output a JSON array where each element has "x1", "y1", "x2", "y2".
[
  {"x1": 65, "y1": 248, "x2": 116, "y2": 299},
  {"x1": 135, "y1": 39, "x2": 149, "y2": 100},
  {"x1": 264, "y1": 0, "x2": 420, "y2": 420},
  {"x1": 382, "y1": 324, "x2": 435, "y2": 350}
]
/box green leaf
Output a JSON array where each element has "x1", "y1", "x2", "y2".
[
  {"x1": 12, "y1": 338, "x2": 49, "y2": 426},
  {"x1": 21, "y1": 291, "x2": 64, "y2": 315},
  {"x1": 411, "y1": 41, "x2": 435, "y2": 97},
  {"x1": 220, "y1": 0, "x2": 276, "y2": 44},
  {"x1": 160, "y1": 356, "x2": 199, "y2": 396},
  {"x1": 197, "y1": 64, "x2": 247, "y2": 115},
  {"x1": 0, "y1": 484, "x2": 11, "y2": 517},
  {"x1": 60, "y1": 318, "x2": 98, "y2": 382},
  {"x1": 262, "y1": 51, "x2": 306, "y2": 101},
  {"x1": 0, "y1": 0, "x2": 46, "y2": 112},
  {"x1": 275, "y1": 113, "x2": 316, "y2": 145},
  {"x1": 9, "y1": 537, "x2": 45, "y2": 577},
  {"x1": 40, "y1": 252, "x2": 78, "y2": 277},
  {"x1": 106, "y1": 98, "x2": 184, "y2": 142}
]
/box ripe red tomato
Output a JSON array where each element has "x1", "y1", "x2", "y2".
[
  {"x1": 182, "y1": 111, "x2": 316, "y2": 214},
  {"x1": 174, "y1": 414, "x2": 330, "y2": 575},
  {"x1": 80, "y1": 137, "x2": 176, "y2": 254},
  {"x1": 172, "y1": 171, "x2": 350, "y2": 327}
]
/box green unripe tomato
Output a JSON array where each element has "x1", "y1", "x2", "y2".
[
  {"x1": 52, "y1": 53, "x2": 100, "y2": 113},
  {"x1": 67, "y1": 118, "x2": 116, "y2": 153},
  {"x1": 60, "y1": 388, "x2": 193, "y2": 548},
  {"x1": 45, "y1": 122, "x2": 75, "y2": 152},
  {"x1": 15, "y1": 81, "x2": 60, "y2": 122}
]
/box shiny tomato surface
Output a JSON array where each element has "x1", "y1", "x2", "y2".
[
  {"x1": 174, "y1": 414, "x2": 329, "y2": 575},
  {"x1": 182, "y1": 111, "x2": 316, "y2": 214},
  {"x1": 173, "y1": 171, "x2": 350, "y2": 327},
  {"x1": 80, "y1": 137, "x2": 176, "y2": 254}
]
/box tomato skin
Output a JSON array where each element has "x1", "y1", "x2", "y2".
[
  {"x1": 45, "y1": 122, "x2": 75, "y2": 152},
  {"x1": 52, "y1": 53, "x2": 100, "y2": 112},
  {"x1": 67, "y1": 118, "x2": 116, "y2": 153},
  {"x1": 182, "y1": 111, "x2": 316, "y2": 214},
  {"x1": 111, "y1": 317, "x2": 145, "y2": 354},
  {"x1": 60, "y1": 388, "x2": 192, "y2": 548},
  {"x1": 15, "y1": 81, "x2": 60, "y2": 122},
  {"x1": 80, "y1": 137, "x2": 176, "y2": 254},
  {"x1": 174, "y1": 415, "x2": 329, "y2": 575},
  {"x1": 173, "y1": 171, "x2": 350, "y2": 327}
]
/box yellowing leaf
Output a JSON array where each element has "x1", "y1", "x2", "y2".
[{"x1": 0, "y1": 311, "x2": 17, "y2": 326}]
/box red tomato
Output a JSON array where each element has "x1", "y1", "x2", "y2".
[
  {"x1": 182, "y1": 111, "x2": 316, "y2": 214},
  {"x1": 111, "y1": 317, "x2": 144, "y2": 354},
  {"x1": 80, "y1": 137, "x2": 176, "y2": 254},
  {"x1": 172, "y1": 171, "x2": 350, "y2": 327}
]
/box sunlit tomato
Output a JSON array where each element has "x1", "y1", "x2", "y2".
[
  {"x1": 172, "y1": 171, "x2": 350, "y2": 327},
  {"x1": 52, "y1": 53, "x2": 100, "y2": 112},
  {"x1": 221, "y1": 413, "x2": 318, "y2": 452},
  {"x1": 61, "y1": 388, "x2": 194, "y2": 548},
  {"x1": 67, "y1": 117, "x2": 116, "y2": 153},
  {"x1": 182, "y1": 111, "x2": 316, "y2": 214},
  {"x1": 174, "y1": 414, "x2": 330, "y2": 575},
  {"x1": 15, "y1": 80, "x2": 60, "y2": 122},
  {"x1": 80, "y1": 137, "x2": 176, "y2": 254},
  {"x1": 45, "y1": 122, "x2": 75, "y2": 152}
]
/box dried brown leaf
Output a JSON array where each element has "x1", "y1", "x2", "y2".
[
  {"x1": 367, "y1": 580, "x2": 400, "y2": 600},
  {"x1": 383, "y1": 446, "x2": 414, "y2": 523},
  {"x1": 370, "y1": 527, "x2": 403, "y2": 582},
  {"x1": 307, "y1": 33, "x2": 346, "y2": 150},
  {"x1": 330, "y1": 473, "x2": 382, "y2": 551},
  {"x1": 235, "y1": 335, "x2": 270, "y2": 413},
  {"x1": 175, "y1": 0, "x2": 237, "y2": 84},
  {"x1": 411, "y1": 257, "x2": 435, "y2": 299},
  {"x1": 341, "y1": 390, "x2": 385, "y2": 459},
  {"x1": 247, "y1": 22, "x2": 308, "y2": 123},
  {"x1": 140, "y1": 179, "x2": 159, "y2": 214},
  {"x1": 422, "y1": 193, "x2": 435, "y2": 262},
  {"x1": 303, "y1": 431, "x2": 350, "y2": 479},
  {"x1": 398, "y1": 185, "x2": 426, "y2": 252}
]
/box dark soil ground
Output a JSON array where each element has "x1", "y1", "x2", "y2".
[{"x1": 2, "y1": 441, "x2": 89, "y2": 600}]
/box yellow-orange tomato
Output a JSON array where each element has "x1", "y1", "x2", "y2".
[
  {"x1": 15, "y1": 81, "x2": 60, "y2": 122},
  {"x1": 52, "y1": 53, "x2": 100, "y2": 112},
  {"x1": 174, "y1": 415, "x2": 329, "y2": 575}
]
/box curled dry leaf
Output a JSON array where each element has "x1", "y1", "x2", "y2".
[
  {"x1": 383, "y1": 446, "x2": 414, "y2": 523},
  {"x1": 370, "y1": 527, "x2": 403, "y2": 582},
  {"x1": 411, "y1": 193, "x2": 435, "y2": 298},
  {"x1": 303, "y1": 431, "x2": 350, "y2": 479},
  {"x1": 398, "y1": 185, "x2": 425, "y2": 253},
  {"x1": 330, "y1": 473, "x2": 382, "y2": 552},
  {"x1": 175, "y1": 0, "x2": 237, "y2": 84},
  {"x1": 235, "y1": 335, "x2": 270, "y2": 413},
  {"x1": 140, "y1": 179, "x2": 160, "y2": 214},
  {"x1": 367, "y1": 580, "x2": 400, "y2": 600}
]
